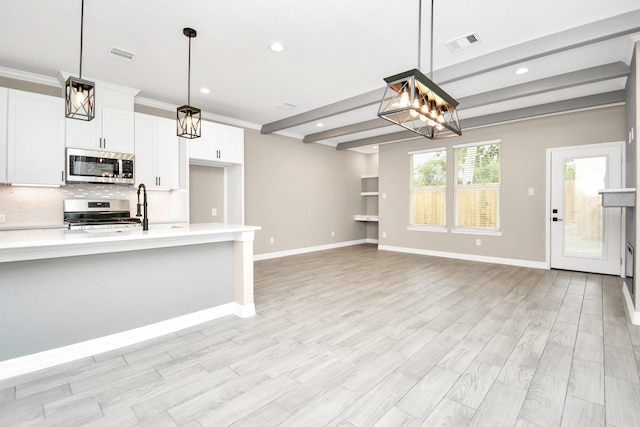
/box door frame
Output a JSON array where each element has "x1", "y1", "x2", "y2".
[{"x1": 545, "y1": 141, "x2": 626, "y2": 275}]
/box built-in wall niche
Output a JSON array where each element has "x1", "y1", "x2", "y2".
[
  {"x1": 189, "y1": 165, "x2": 225, "y2": 224},
  {"x1": 187, "y1": 162, "x2": 243, "y2": 225}
]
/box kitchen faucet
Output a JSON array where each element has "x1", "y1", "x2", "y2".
[{"x1": 136, "y1": 183, "x2": 149, "y2": 231}]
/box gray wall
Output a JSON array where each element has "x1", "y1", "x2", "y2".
[
  {"x1": 379, "y1": 105, "x2": 626, "y2": 264},
  {"x1": 189, "y1": 164, "x2": 225, "y2": 224},
  {"x1": 0, "y1": 242, "x2": 234, "y2": 361},
  {"x1": 244, "y1": 129, "x2": 369, "y2": 255}
]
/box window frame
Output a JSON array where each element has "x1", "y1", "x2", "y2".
[
  {"x1": 408, "y1": 147, "x2": 447, "y2": 232},
  {"x1": 452, "y1": 140, "x2": 502, "y2": 235}
]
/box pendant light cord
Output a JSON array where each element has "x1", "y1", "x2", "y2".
[
  {"x1": 430, "y1": 0, "x2": 434, "y2": 80},
  {"x1": 417, "y1": 0, "x2": 435, "y2": 79},
  {"x1": 417, "y1": 0, "x2": 422, "y2": 71},
  {"x1": 187, "y1": 35, "x2": 192, "y2": 106},
  {"x1": 79, "y1": 0, "x2": 85, "y2": 78}
]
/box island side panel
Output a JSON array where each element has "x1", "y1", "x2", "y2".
[{"x1": 0, "y1": 241, "x2": 233, "y2": 361}]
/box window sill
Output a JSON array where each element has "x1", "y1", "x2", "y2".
[
  {"x1": 451, "y1": 228, "x2": 502, "y2": 237},
  {"x1": 407, "y1": 225, "x2": 448, "y2": 233}
]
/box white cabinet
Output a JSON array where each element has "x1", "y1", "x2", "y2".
[
  {"x1": 7, "y1": 90, "x2": 65, "y2": 186},
  {"x1": 188, "y1": 120, "x2": 243, "y2": 164},
  {"x1": 134, "y1": 113, "x2": 179, "y2": 190},
  {"x1": 66, "y1": 106, "x2": 134, "y2": 153},
  {"x1": 64, "y1": 80, "x2": 137, "y2": 153},
  {"x1": 0, "y1": 87, "x2": 7, "y2": 183}
]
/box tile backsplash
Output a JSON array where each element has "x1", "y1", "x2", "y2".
[{"x1": 0, "y1": 184, "x2": 187, "y2": 229}]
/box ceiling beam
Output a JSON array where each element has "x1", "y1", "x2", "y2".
[
  {"x1": 308, "y1": 62, "x2": 629, "y2": 143},
  {"x1": 435, "y1": 10, "x2": 640, "y2": 85},
  {"x1": 459, "y1": 61, "x2": 629, "y2": 110},
  {"x1": 303, "y1": 118, "x2": 388, "y2": 143},
  {"x1": 260, "y1": 10, "x2": 640, "y2": 135},
  {"x1": 259, "y1": 88, "x2": 384, "y2": 135},
  {"x1": 335, "y1": 91, "x2": 626, "y2": 150}
]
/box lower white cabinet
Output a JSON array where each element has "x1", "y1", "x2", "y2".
[
  {"x1": 134, "y1": 113, "x2": 179, "y2": 189},
  {"x1": 7, "y1": 89, "x2": 65, "y2": 186},
  {"x1": 0, "y1": 88, "x2": 7, "y2": 183},
  {"x1": 188, "y1": 120, "x2": 243, "y2": 164}
]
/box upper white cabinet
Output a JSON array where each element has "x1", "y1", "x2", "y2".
[
  {"x1": 134, "y1": 113, "x2": 179, "y2": 190},
  {"x1": 188, "y1": 120, "x2": 243, "y2": 165},
  {"x1": 65, "y1": 81, "x2": 138, "y2": 153},
  {"x1": 0, "y1": 87, "x2": 7, "y2": 184},
  {"x1": 7, "y1": 89, "x2": 65, "y2": 186}
]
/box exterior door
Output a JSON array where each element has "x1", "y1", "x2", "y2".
[{"x1": 549, "y1": 143, "x2": 623, "y2": 275}]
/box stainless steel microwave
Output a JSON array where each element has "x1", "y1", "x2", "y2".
[{"x1": 66, "y1": 148, "x2": 134, "y2": 184}]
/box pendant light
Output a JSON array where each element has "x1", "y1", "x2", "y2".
[
  {"x1": 65, "y1": 0, "x2": 95, "y2": 121},
  {"x1": 377, "y1": 0, "x2": 461, "y2": 139},
  {"x1": 177, "y1": 27, "x2": 201, "y2": 139}
]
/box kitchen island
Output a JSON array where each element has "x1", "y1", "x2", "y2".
[{"x1": 0, "y1": 223, "x2": 260, "y2": 379}]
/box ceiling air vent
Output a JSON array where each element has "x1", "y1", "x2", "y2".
[
  {"x1": 445, "y1": 33, "x2": 481, "y2": 52},
  {"x1": 108, "y1": 46, "x2": 135, "y2": 61},
  {"x1": 277, "y1": 102, "x2": 297, "y2": 111}
]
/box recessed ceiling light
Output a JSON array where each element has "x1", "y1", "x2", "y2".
[
  {"x1": 316, "y1": 122, "x2": 324, "y2": 127},
  {"x1": 515, "y1": 67, "x2": 529, "y2": 75},
  {"x1": 372, "y1": 145, "x2": 379, "y2": 150},
  {"x1": 200, "y1": 88, "x2": 210, "y2": 94},
  {"x1": 269, "y1": 42, "x2": 285, "y2": 53}
]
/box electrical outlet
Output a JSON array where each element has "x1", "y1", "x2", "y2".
[
  {"x1": 269, "y1": 237, "x2": 275, "y2": 244},
  {"x1": 528, "y1": 188, "x2": 535, "y2": 196},
  {"x1": 331, "y1": 230, "x2": 335, "y2": 237},
  {"x1": 382, "y1": 231, "x2": 387, "y2": 238},
  {"x1": 0, "y1": 214, "x2": 5, "y2": 223},
  {"x1": 476, "y1": 239, "x2": 481, "y2": 246},
  {"x1": 211, "y1": 208, "x2": 217, "y2": 216},
  {"x1": 382, "y1": 192, "x2": 387, "y2": 199}
]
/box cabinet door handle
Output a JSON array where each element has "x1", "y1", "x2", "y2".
[{"x1": 61, "y1": 170, "x2": 65, "y2": 183}]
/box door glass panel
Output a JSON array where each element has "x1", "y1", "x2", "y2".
[{"x1": 563, "y1": 156, "x2": 606, "y2": 257}]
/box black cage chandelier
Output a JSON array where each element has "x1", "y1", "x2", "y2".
[
  {"x1": 65, "y1": 0, "x2": 95, "y2": 121},
  {"x1": 177, "y1": 27, "x2": 201, "y2": 139},
  {"x1": 377, "y1": 0, "x2": 461, "y2": 139}
]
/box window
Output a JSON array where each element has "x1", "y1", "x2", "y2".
[
  {"x1": 454, "y1": 141, "x2": 501, "y2": 231},
  {"x1": 409, "y1": 148, "x2": 446, "y2": 227}
]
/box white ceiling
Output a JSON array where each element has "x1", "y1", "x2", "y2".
[{"x1": 1, "y1": 0, "x2": 640, "y2": 153}]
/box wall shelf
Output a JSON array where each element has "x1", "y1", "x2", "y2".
[
  {"x1": 354, "y1": 215, "x2": 379, "y2": 222},
  {"x1": 599, "y1": 188, "x2": 636, "y2": 207}
]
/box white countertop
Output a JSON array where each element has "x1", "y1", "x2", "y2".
[{"x1": 0, "y1": 223, "x2": 261, "y2": 263}]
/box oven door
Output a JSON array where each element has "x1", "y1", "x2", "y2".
[{"x1": 66, "y1": 148, "x2": 134, "y2": 184}]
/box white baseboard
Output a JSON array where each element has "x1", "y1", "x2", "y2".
[
  {"x1": 377, "y1": 245, "x2": 547, "y2": 269},
  {"x1": 0, "y1": 302, "x2": 251, "y2": 381},
  {"x1": 254, "y1": 239, "x2": 367, "y2": 261},
  {"x1": 234, "y1": 303, "x2": 256, "y2": 318},
  {"x1": 622, "y1": 281, "x2": 640, "y2": 325}
]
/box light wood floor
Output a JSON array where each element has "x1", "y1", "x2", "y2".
[{"x1": 1, "y1": 244, "x2": 640, "y2": 426}]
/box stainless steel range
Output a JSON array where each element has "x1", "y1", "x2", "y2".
[{"x1": 64, "y1": 199, "x2": 142, "y2": 230}]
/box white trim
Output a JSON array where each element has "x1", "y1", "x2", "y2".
[
  {"x1": 452, "y1": 138, "x2": 501, "y2": 149},
  {"x1": 451, "y1": 228, "x2": 502, "y2": 236},
  {"x1": 0, "y1": 303, "x2": 242, "y2": 380},
  {"x1": 408, "y1": 146, "x2": 446, "y2": 156},
  {"x1": 378, "y1": 244, "x2": 547, "y2": 269},
  {"x1": 406, "y1": 225, "x2": 447, "y2": 233},
  {"x1": 234, "y1": 303, "x2": 256, "y2": 318},
  {"x1": 0, "y1": 66, "x2": 60, "y2": 88},
  {"x1": 622, "y1": 281, "x2": 640, "y2": 325},
  {"x1": 135, "y1": 96, "x2": 260, "y2": 131},
  {"x1": 365, "y1": 238, "x2": 379, "y2": 244},
  {"x1": 254, "y1": 239, "x2": 367, "y2": 261}
]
